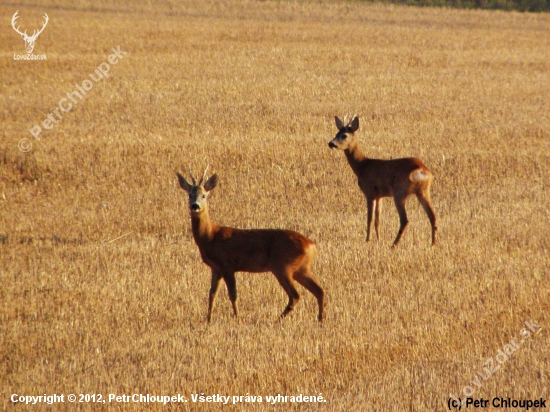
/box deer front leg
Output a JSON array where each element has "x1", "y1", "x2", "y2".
[
  {"x1": 207, "y1": 269, "x2": 222, "y2": 323},
  {"x1": 366, "y1": 197, "x2": 374, "y2": 242},
  {"x1": 374, "y1": 199, "x2": 381, "y2": 240},
  {"x1": 222, "y1": 272, "x2": 239, "y2": 319}
]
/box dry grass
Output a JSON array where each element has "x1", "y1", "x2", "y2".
[{"x1": 1, "y1": 1, "x2": 549, "y2": 410}]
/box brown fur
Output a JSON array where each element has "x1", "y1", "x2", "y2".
[
  {"x1": 177, "y1": 171, "x2": 324, "y2": 322},
  {"x1": 329, "y1": 116, "x2": 437, "y2": 246}
]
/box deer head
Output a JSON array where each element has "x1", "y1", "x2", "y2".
[
  {"x1": 176, "y1": 165, "x2": 218, "y2": 214},
  {"x1": 328, "y1": 115, "x2": 359, "y2": 150},
  {"x1": 12, "y1": 11, "x2": 49, "y2": 54}
]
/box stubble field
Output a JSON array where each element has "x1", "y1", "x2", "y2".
[{"x1": 1, "y1": 1, "x2": 549, "y2": 410}]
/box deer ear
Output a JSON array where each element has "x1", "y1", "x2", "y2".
[
  {"x1": 203, "y1": 174, "x2": 218, "y2": 192},
  {"x1": 176, "y1": 172, "x2": 192, "y2": 193},
  {"x1": 335, "y1": 116, "x2": 344, "y2": 130},
  {"x1": 350, "y1": 117, "x2": 359, "y2": 132}
]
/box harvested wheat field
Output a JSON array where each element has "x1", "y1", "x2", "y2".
[{"x1": 1, "y1": 0, "x2": 549, "y2": 410}]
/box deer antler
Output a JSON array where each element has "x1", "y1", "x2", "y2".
[
  {"x1": 11, "y1": 11, "x2": 27, "y2": 38},
  {"x1": 29, "y1": 13, "x2": 49, "y2": 41},
  {"x1": 188, "y1": 164, "x2": 197, "y2": 185},
  {"x1": 199, "y1": 165, "x2": 209, "y2": 185},
  {"x1": 345, "y1": 114, "x2": 357, "y2": 127}
]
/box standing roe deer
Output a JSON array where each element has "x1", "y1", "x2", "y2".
[
  {"x1": 176, "y1": 166, "x2": 325, "y2": 322},
  {"x1": 328, "y1": 116, "x2": 437, "y2": 246}
]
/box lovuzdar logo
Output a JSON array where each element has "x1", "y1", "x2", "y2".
[{"x1": 12, "y1": 10, "x2": 48, "y2": 60}]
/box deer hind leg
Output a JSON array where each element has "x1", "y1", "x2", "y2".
[
  {"x1": 392, "y1": 194, "x2": 409, "y2": 247},
  {"x1": 273, "y1": 269, "x2": 300, "y2": 321},
  {"x1": 374, "y1": 199, "x2": 381, "y2": 240},
  {"x1": 294, "y1": 268, "x2": 325, "y2": 322},
  {"x1": 416, "y1": 191, "x2": 437, "y2": 245},
  {"x1": 207, "y1": 270, "x2": 222, "y2": 323},
  {"x1": 366, "y1": 197, "x2": 375, "y2": 242},
  {"x1": 222, "y1": 272, "x2": 239, "y2": 319}
]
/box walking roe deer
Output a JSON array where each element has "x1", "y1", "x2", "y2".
[
  {"x1": 176, "y1": 166, "x2": 325, "y2": 322},
  {"x1": 328, "y1": 116, "x2": 437, "y2": 246}
]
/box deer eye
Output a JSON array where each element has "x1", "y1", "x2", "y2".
[
  {"x1": 202, "y1": 195, "x2": 206, "y2": 199},
  {"x1": 341, "y1": 134, "x2": 348, "y2": 139}
]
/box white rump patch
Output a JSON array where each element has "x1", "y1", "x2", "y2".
[{"x1": 410, "y1": 169, "x2": 430, "y2": 182}]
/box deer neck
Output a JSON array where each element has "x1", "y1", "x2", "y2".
[
  {"x1": 190, "y1": 208, "x2": 215, "y2": 243},
  {"x1": 344, "y1": 140, "x2": 366, "y2": 176}
]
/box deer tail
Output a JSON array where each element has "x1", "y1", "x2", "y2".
[{"x1": 409, "y1": 168, "x2": 431, "y2": 182}]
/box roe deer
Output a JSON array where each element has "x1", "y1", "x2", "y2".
[
  {"x1": 328, "y1": 116, "x2": 437, "y2": 246},
  {"x1": 176, "y1": 166, "x2": 325, "y2": 322}
]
